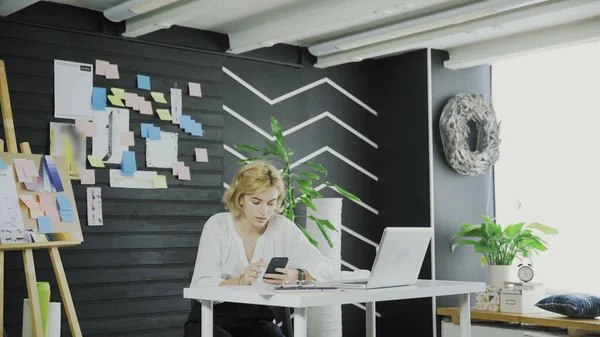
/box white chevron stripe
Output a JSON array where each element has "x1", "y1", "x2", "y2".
[
  {"x1": 223, "y1": 67, "x2": 378, "y2": 116},
  {"x1": 291, "y1": 146, "x2": 378, "y2": 182},
  {"x1": 225, "y1": 146, "x2": 379, "y2": 215},
  {"x1": 340, "y1": 225, "x2": 379, "y2": 248},
  {"x1": 223, "y1": 105, "x2": 377, "y2": 149},
  {"x1": 341, "y1": 259, "x2": 359, "y2": 271}
]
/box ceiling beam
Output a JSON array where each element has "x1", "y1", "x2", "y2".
[
  {"x1": 444, "y1": 17, "x2": 600, "y2": 69},
  {"x1": 226, "y1": 0, "x2": 413, "y2": 54},
  {"x1": 0, "y1": 0, "x2": 39, "y2": 16},
  {"x1": 314, "y1": 0, "x2": 600, "y2": 68},
  {"x1": 123, "y1": 0, "x2": 214, "y2": 37}
]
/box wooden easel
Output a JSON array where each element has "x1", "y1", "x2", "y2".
[{"x1": 0, "y1": 60, "x2": 83, "y2": 336}]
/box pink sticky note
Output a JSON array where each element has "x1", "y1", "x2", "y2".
[
  {"x1": 80, "y1": 169, "x2": 95, "y2": 185},
  {"x1": 189, "y1": 82, "x2": 202, "y2": 97},
  {"x1": 140, "y1": 100, "x2": 153, "y2": 115},
  {"x1": 172, "y1": 161, "x2": 185, "y2": 176},
  {"x1": 39, "y1": 195, "x2": 60, "y2": 223},
  {"x1": 19, "y1": 195, "x2": 39, "y2": 209},
  {"x1": 95, "y1": 60, "x2": 109, "y2": 76},
  {"x1": 195, "y1": 148, "x2": 208, "y2": 162},
  {"x1": 22, "y1": 160, "x2": 39, "y2": 177},
  {"x1": 13, "y1": 159, "x2": 33, "y2": 182},
  {"x1": 75, "y1": 120, "x2": 96, "y2": 137},
  {"x1": 178, "y1": 166, "x2": 191, "y2": 180},
  {"x1": 125, "y1": 93, "x2": 140, "y2": 110},
  {"x1": 121, "y1": 131, "x2": 135, "y2": 147},
  {"x1": 105, "y1": 64, "x2": 120, "y2": 79}
]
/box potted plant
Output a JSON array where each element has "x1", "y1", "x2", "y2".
[
  {"x1": 235, "y1": 116, "x2": 361, "y2": 248},
  {"x1": 451, "y1": 215, "x2": 558, "y2": 287}
]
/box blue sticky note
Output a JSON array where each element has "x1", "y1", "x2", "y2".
[
  {"x1": 148, "y1": 126, "x2": 161, "y2": 140},
  {"x1": 0, "y1": 157, "x2": 7, "y2": 170},
  {"x1": 38, "y1": 216, "x2": 53, "y2": 233},
  {"x1": 92, "y1": 105, "x2": 106, "y2": 111},
  {"x1": 180, "y1": 115, "x2": 192, "y2": 129},
  {"x1": 140, "y1": 123, "x2": 153, "y2": 138},
  {"x1": 56, "y1": 195, "x2": 72, "y2": 211},
  {"x1": 184, "y1": 119, "x2": 196, "y2": 133},
  {"x1": 121, "y1": 151, "x2": 137, "y2": 173},
  {"x1": 191, "y1": 122, "x2": 204, "y2": 137},
  {"x1": 59, "y1": 211, "x2": 74, "y2": 222},
  {"x1": 121, "y1": 171, "x2": 134, "y2": 176},
  {"x1": 137, "y1": 75, "x2": 151, "y2": 90},
  {"x1": 92, "y1": 87, "x2": 107, "y2": 107}
]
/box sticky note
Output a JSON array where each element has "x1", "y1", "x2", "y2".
[
  {"x1": 195, "y1": 148, "x2": 208, "y2": 162},
  {"x1": 20, "y1": 159, "x2": 39, "y2": 178},
  {"x1": 137, "y1": 74, "x2": 151, "y2": 90},
  {"x1": 178, "y1": 166, "x2": 191, "y2": 180},
  {"x1": 56, "y1": 194, "x2": 72, "y2": 211},
  {"x1": 105, "y1": 64, "x2": 120, "y2": 79},
  {"x1": 156, "y1": 109, "x2": 173, "y2": 121},
  {"x1": 111, "y1": 88, "x2": 126, "y2": 100},
  {"x1": 107, "y1": 95, "x2": 124, "y2": 107},
  {"x1": 154, "y1": 175, "x2": 168, "y2": 189},
  {"x1": 87, "y1": 155, "x2": 105, "y2": 168},
  {"x1": 140, "y1": 100, "x2": 153, "y2": 115},
  {"x1": 31, "y1": 233, "x2": 48, "y2": 243},
  {"x1": 189, "y1": 82, "x2": 202, "y2": 97},
  {"x1": 95, "y1": 60, "x2": 109, "y2": 76},
  {"x1": 121, "y1": 151, "x2": 137, "y2": 174},
  {"x1": 151, "y1": 92, "x2": 168, "y2": 104},
  {"x1": 92, "y1": 87, "x2": 107, "y2": 106},
  {"x1": 140, "y1": 123, "x2": 153, "y2": 138},
  {"x1": 172, "y1": 161, "x2": 185, "y2": 176},
  {"x1": 147, "y1": 126, "x2": 161, "y2": 140},
  {"x1": 13, "y1": 159, "x2": 33, "y2": 182},
  {"x1": 37, "y1": 216, "x2": 53, "y2": 234},
  {"x1": 75, "y1": 119, "x2": 97, "y2": 137},
  {"x1": 179, "y1": 115, "x2": 192, "y2": 130},
  {"x1": 125, "y1": 93, "x2": 139, "y2": 110},
  {"x1": 39, "y1": 195, "x2": 60, "y2": 223},
  {"x1": 80, "y1": 169, "x2": 95, "y2": 185},
  {"x1": 121, "y1": 131, "x2": 135, "y2": 146},
  {"x1": 191, "y1": 123, "x2": 204, "y2": 137},
  {"x1": 0, "y1": 157, "x2": 7, "y2": 170}
]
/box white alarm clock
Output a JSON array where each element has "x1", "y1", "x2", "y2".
[{"x1": 517, "y1": 263, "x2": 535, "y2": 283}]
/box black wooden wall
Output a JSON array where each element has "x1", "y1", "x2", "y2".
[{"x1": 0, "y1": 17, "x2": 224, "y2": 336}]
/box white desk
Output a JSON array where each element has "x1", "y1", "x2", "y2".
[{"x1": 184, "y1": 279, "x2": 485, "y2": 337}]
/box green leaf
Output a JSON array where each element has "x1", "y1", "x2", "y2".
[
  {"x1": 482, "y1": 215, "x2": 495, "y2": 224},
  {"x1": 270, "y1": 117, "x2": 286, "y2": 153},
  {"x1": 296, "y1": 179, "x2": 312, "y2": 187},
  {"x1": 474, "y1": 243, "x2": 493, "y2": 254},
  {"x1": 262, "y1": 139, "x2": 283, "y2": 159},
  {"x1": 451, "y1": 240, "x2": 478, "y2": 252},
  {"x1": 298, "y1": 225, "x2": 318, "y2": 248},
  {"x1": 524, "y1": 239, "x2": 547, "y2": 251},
  {"x1": 235, "y1": 144, "x2": 268, "y2": 153},
  {"x1": 299, "y1": 171, "x2": 320, "y2": 180},
  {"x1": 314, "y1": 220, "x2": 334, "y2": 248},
  {"x1": 308, "y1": 215, "x2": 338, "y2": 231},
  {"x1": 504, "y1": 223, "x2": 525, "y2": 238},
  {"x1": 299, "y1": 196, "x2": 317, "y2": 211},
  {"x1": 303, "y1": 162, "x2": 327, "y2": 174},
  {"x1": 480, "y1": 255, "x2": 487, "y2": 267},
  {"x1": 287, "y1": 148, "x2": 295, "y2": 156},
  {"x1": 328, "y1": 184, "x2": 361, "y2": 202},
  {"x1": 526, "y1": 222, "x2": 559, "y2": 235},
  {"x1": 300, "y1": 187, "x2": 322, "y2": 198}
]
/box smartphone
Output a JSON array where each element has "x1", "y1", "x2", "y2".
[{"x1": 264, "y1": 257, "x2": 289, "y2": 276}]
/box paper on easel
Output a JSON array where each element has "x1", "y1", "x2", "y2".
[
  {"x1": 54, "y1": 59, "x2": 93, "y2": 120},
  {"x1": 0, "y1": 165, "x2": 25, "y2": 230},
  {"x1": 170, "y1": 88, "x2": 182, "y2": 124},
  {"x1": 87, "y1": 187, "x2": 103, "y2": 226}
]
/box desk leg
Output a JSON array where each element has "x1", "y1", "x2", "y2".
[
  {"x1": 366, "y1": 302, "x2": 376, "y2": 337},
  {"x1": 201, "y1": 300, "x2": 213, "y2": 337},
  {"x1": 293, "y1": 307, "x2": 307, "y2": 337},
  {"x1": 458, "y1": 293, "x2": 471, "y2": 337}
]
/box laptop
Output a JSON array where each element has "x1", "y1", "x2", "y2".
[{"x1": 329, "y1": 227, "x2": 432, "y2": 289}]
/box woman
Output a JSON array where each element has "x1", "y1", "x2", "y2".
[{"x1": 184, "y1": 160, "x2": 333, "y2": 337}]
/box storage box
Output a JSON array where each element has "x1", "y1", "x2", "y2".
[
  {"x1": 500, "y1": 288, "x2": 546, "y2": 314},
  {"x1": 475, "y1": 286, "x2": 501, "y2": 312}
]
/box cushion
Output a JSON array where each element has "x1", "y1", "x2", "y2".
[{"x1": 536, "y1": 294, "x2": 600, "y2": 318}]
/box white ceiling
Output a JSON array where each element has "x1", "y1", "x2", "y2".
[{"x1": 7, "y1": 0, "x2": 600, "y2": 68}]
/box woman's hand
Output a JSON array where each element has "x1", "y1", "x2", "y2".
[
  {"x1": 263, "y1": 268, "x2": 299, "y2": 285},
  {"x1": 239, "y1": 259, "x2": 267, "y2": 285}
]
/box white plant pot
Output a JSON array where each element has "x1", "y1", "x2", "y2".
[
  {"x1": 488, "y1": 265, "x2": 513, "y2": 288},
  {"x1": 305, "y1": 198, "x2": 343, "y2": 337}
]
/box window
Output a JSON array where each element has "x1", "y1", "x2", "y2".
[{"x1": 492, "y1": 40, "x2": 600, "y2": 296}]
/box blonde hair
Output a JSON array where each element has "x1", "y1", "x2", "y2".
[{"x1": 223, "y1": 160, "x2": 286, "y2": 218}]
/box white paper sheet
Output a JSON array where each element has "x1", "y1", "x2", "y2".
[
  {"x1": 109, "y1": 169, "x2": 157, "y2": 189},
  {"x1": 92, "y1": 107, "x2": 130, "y2": 164},
  {"x1": 87, "y1": 187, "x2": 103, "y2": 226},
  {"x1": 0, "y1": 165, "x2": 25, "y2": 231},
  {"x1": 23, "y1": 300, "x2": 61, "y2": 337},
  {"x1": 146, "y1": 131, "x2": 178, "y2": 168},
  {"x1": 54, "y1": 59, "x2": 94, "y2": 120},
  {"x1": 170, "y1": 88, "x2": 182, "y2": 124}
]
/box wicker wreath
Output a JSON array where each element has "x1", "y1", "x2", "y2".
[{"x1": 439, "y1": 93, "x2": 501, "y2": 176}]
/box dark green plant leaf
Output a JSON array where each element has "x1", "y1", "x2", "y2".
[
  {"x1": 451, "y1": 240, "x2": 478, "y2": 252},
  {"x1": 296, "y1": 179, "x2": 312, "y2": 187},
  {"x1": 303, "y1": 162, "x2": 327, "y2": 174},
  {"x1": 527, "y1": 222, "x2": 559, "y2": 235},
  {"x1": 299, "y1": 195, "x2": 317, "y2": 211},
  {"x1": 262, "y1": 139, "x2": 283, "y2": 158},
  {"x1": 504, "y1": 222, "x2": 525, "y2": 238},
  {"x1": 308, "y1": 215, "x2": 338, "y2": 231},
  {"x1": 300, "y1": 187, "x2": 322, "y2": 198},
  {"x1": 298, "y1": 225, "x2": 318, "y2": 248},
  {"x1": 313, "y1": 220, "x2": 334, "y2": 248},
  {"x1": 325, "y1": 183, "x2": 361, "y2": 202},
  {"x1": 299, "y1": 171, "x2": 320, "y2": 180}
]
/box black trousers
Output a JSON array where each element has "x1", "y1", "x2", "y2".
[{"x1": 184, "y1": 301, "x2": 286, "y2": 337}]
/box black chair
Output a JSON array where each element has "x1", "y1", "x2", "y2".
[{"x1": 186, "y1": 271, "x2": 294, "y2": 337}]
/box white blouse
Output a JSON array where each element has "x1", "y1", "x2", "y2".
[{"x1": 190, "y1": 212, "x2": 334, "y2": 288}]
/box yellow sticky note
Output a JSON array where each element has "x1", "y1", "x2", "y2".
[
  {"x1": 111, "y1": 88, "x2": 126, "y2": 100},
  {"x1": 87, "y1": 155, "x2": 105, "y2": 168},
  {"x1": 154, "y1": 175, "x2": 168, "y2": 189},
  {"x1": 156, "y1": 109, "x2": 173, "y2": 121},
  {"x1": 31, "y1": 233, "x2": 48, "y2": 243},
  {"x1": 151, "y1": 92, "x2": 168, "y2": 104},
  {"x1": 107, "y1": 95, "x2": 124, "y2": 107}
]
